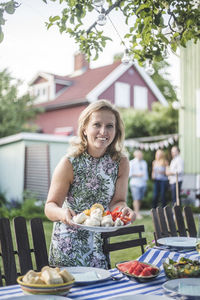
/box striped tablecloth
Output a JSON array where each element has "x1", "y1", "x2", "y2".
[{"x1": 0, "y1": 248, "x2": 198, "y2": 299}]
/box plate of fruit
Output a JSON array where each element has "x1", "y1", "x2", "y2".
[{"x1": 116, "y1": 260, "x2": 160, "y2": 282}]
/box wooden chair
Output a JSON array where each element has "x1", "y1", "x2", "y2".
[
  {"x1": 151, "y1": 205, "x2": 197, "y2": 244},
  {"x1": 101, "y1": 225, "x2": 147, "y2": 269},
  {"x1": 0, "y1": 216, "x2": 49, "y2": 286}
]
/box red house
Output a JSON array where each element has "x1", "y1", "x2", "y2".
[{"x1": 30, "y1": 53, "x2": 168, "y2": 135}]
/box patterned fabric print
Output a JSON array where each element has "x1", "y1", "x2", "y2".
[{"x1": 49, "y1": 152, "x2": 119, "y2": 268}]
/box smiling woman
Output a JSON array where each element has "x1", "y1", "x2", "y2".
[
  {"x1": 44, "y1": 99, "x2": 136, "y2": 269},
  {"x1": 83, "y1": 109, "x2": 116, "y2": 158}
]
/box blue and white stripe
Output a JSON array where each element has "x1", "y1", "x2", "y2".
[{"x1": 0, "y1": 248, "x2": 198, "y2": 299}]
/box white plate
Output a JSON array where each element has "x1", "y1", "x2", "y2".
[
  {"x1": 157, "y1": 237, "x2": 196, "y2": 249},
  {"x1": 163, "y1": 278, "x2": 200, "y2": 299},
  {"x1": 63, "y1": 266, "x2": 111, "y2": 284},
  {"x1": 71, "y1": 221, "x2": 131, "y2": 232},
  {"x1": 106, "y1": 295, "x2": 171, "y2": 300},
  {"x1": 10, "y1": 296, "x2": 71, "y2": 300}
]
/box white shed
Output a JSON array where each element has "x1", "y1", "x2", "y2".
[{"x1": 0, "y1": 132, "x2": 70, "y2": 203}]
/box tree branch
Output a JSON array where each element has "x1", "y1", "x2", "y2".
[{"x1": 86, "y1": 0, "x2": 124, "y2": 34}]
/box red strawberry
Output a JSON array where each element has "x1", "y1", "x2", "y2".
[
  {"x1": 132, "y1": 264, "x2": 144, "y2": 276},
  {"x1": 140, "y1": 268, "x2": 152, "y2": 277}
]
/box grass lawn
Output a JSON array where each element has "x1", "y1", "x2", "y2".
[{"x1": 43, "y1": 215, "x2": 155, "y2": 268}]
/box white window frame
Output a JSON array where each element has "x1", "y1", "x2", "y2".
[
  {"x1": 134, "y1": 85, "x2": 148, "y2": 110},
  {"x1": 115, "y1": 82, "x2": 130, "y2": 108}
]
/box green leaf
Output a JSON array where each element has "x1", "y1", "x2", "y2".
[
  {"x1": 5, "y1": 1, "x2": 15, "y2": 14},
  {"x1": 46, "y1": 22, "x2": 53, "y2": 30},
  {"x1": 49, "y1": 16, "x2": 60, "y2": 22},
  {"x1": 171, "y1": 42, "x2": 177, "y2": 52},
  {"x1": 138, "y1": 23, "x2": 144, "y2": 33},
  {"x1": 136, "y1": 3, "x2": 149, "y2": 15},
  {"x1": 158, "y1": 33, "x2": 169, "y2": 44},
  {"x1": 0, "y1": 30, "x2": 4, "y2": 43},
  {"x1": 0, "y1": 17, "x2": 5, "y2": 25},
  {"x1": 124, "y1": 33, "x2": 132, "y2": 38},
  {"x1": 70, "y1": 15, "x2": 74, "y2": 24}
]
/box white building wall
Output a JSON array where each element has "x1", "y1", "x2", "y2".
[{"x1": 0, "y1": 141, "x2": 25, "y2": 203}]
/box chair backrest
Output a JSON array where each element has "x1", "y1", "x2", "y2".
[
  {"x1": 101, "y1": 225, "x2": 147, "y2": 269},
  {"x1": 151, "y1": 205, "x2": 197, "y2": 244},
  {"x1": 0, "y1": 216, "x2": 49, "y2": 286}
]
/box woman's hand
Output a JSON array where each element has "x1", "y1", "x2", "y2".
[
  {"x1": 121, "y1": 207, "x2": 136, "y2": 223},
  {"x1": 64, "y1": 208, "x2": 76, "y2": 226}
]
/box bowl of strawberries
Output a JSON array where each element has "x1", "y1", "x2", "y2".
[{"x1": 116, "y1": 260, "x2": 160, "y2": 283}]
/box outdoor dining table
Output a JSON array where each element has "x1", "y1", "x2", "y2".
[{"x1": 0, "y1": 247, "x2": 199, "y2": 299}]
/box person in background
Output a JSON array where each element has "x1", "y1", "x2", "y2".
[
  {"x1": 44, "y1": 99, "x2": 136, "y2": 269},
  {"x1": 129, "y1": 150, "x2": 148, "y2": 220},
  {"x1": 152, "y1": 149, "x2": 169, "y2": 208},
  {"x1": 166, "y1": 146, "x2": 184, "y2": 205}
]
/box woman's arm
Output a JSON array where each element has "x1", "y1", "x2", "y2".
[
  {"x1": 44, "y1": 156, "x2": 75, "y2": 225},
  {"x1": 109, "y1": 156, "x2": 136, "y2": 222},
  {"x1": 151, "y1": 161, "x2": 155, "y2": 179}
]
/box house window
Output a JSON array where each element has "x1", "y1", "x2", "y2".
[
  {"x1": 115, "y1": 82, "x2": 130, "y2": 108},
  {"x1": 134, "y1": 86, "x2": 148, "y2": 110},
  {"x1": 196, "y1": 89, "x2": 200, "y2": 138}
]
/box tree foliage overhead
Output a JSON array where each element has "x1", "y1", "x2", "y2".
[
  {"x1": 151, "y1": 60, "x2": 178, "y2": 103},
  {"x1": 0, "y1": 69, "x2": 42, "y2": 138},
  {"x1": 42, "y1": 0, "x2": 200, "y2": 64},
  {"x1": 1, "y1": 1, "x2": 199, "y2": 65},
  {"x1": 0, "y1": 1, "x2": 19, "y2": 42}
]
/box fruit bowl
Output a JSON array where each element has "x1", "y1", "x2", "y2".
[
  {"x1": 17, "y1": 276, "x2": 75, "y2": 296},
  {"x1": 116, "y1": 260, "x2": 160, "y2": 283},
  {"x1": 163, "y1": 257, "x2": 200, "y2": 280}
]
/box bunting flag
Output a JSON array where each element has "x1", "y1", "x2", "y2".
[{"x1": 124, "y1": 134, "x2": 179, "y2": 151}]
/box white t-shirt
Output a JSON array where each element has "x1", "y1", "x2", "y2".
[
  {"x1": 168, "y1": 155, "x2": 184, "y2": 184},
  {"x1": 129, "y1": 158, "x2": 148, "y2": 187}
]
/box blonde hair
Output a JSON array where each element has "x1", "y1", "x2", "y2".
[
  {"x1": 155, "y1": 149, "x2": 168, "y2": 166},
  {"x1": 67, "y1": 100, "x2": 126, "y2": 160}
]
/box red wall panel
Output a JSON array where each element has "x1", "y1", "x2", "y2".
[{"x1": 35, "y1": 105, "x2": 87, "y2": 135}]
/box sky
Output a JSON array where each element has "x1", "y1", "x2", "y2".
[{"x1": 0, "y1": 0, "x2": 180, "y2": 95}]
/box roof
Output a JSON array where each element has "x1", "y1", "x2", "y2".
[
  {"x1": 32, "y1": 60, "x2": 168, "y2": 108},
  {"x1": 0, "y1": 132, "x2": 71, "y2": 146},
  {"x1": 36, "y1": 61, "x2": 121, "y2": 108},
  {"x1": 30, "y1": 72, "x2": 71, "y2": 86}
]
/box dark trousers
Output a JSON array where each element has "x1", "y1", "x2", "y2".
[
  {"x1": 152, "y1": 180, "x2": 168, "y2": 208},
  {"x1": 170, "y1": 181, "x2": 182, "y2": 205}
]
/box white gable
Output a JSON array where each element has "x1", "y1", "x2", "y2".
[
  {"x1": 29, "y1": 72, "x2": 55, "y2": 103},
  {"x1": 86, "y1": 63, "x2": 168, "y2": 106}
]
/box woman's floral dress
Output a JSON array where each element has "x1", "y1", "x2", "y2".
[{"x1": 49, "y1": 152, "x2": 120, "y2": 269}]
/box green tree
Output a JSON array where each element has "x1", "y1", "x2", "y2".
[
  {"x1": 0, "y1": 69, "x2": 41, "y2": 138},
  {"x1": 120, "y1": 58, "x2": 178, "y2": 139},
  {"x1": 121, "y1": 102, "x2": 178, "y2": 140},
  {"x1": 43, "y1": 0, "x2": 200, "y2": 64},
  {"x1": 151, "y1": 60, "x2": 178, "y2": 103}
]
